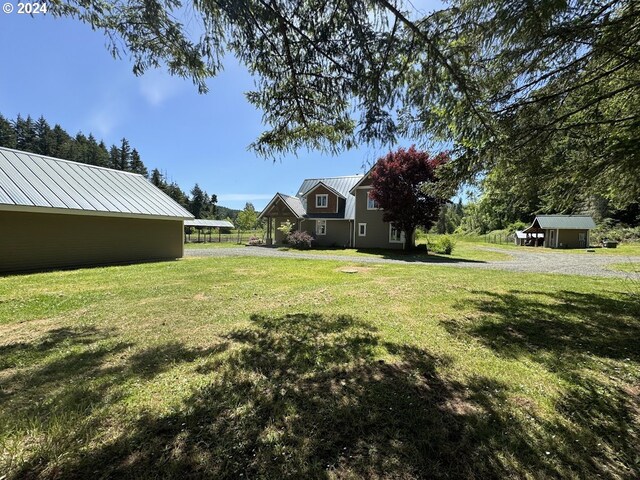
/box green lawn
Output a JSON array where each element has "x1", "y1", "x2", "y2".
[
  {"x1": 462, "y1": 235, "x2": 640, "y2": 256},
  {"x1": 278, "y1": 240, "x2": 511, "y2": 262},
  {"x1": 1, "y1": 257, "x2": 638, "y2": 479},
  {"x1": 608, "y1": 262, "x2": 640, "y2": 273}
]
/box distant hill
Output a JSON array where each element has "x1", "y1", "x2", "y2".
[{"x1": 216, "y1": 206, "x2": 241, "y2": 222}]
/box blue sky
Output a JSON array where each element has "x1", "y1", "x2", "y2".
[{"x1": 0, "y1": 2, "x2": 443, "y2": 210}]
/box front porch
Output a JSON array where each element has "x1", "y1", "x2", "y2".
[{"x1": 258, "y1": 193, "x2": 305, "y2": 245}]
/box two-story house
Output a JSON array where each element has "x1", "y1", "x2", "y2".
[{"x1": 259, "y1": 171, "x2": 407, "y2": 249}]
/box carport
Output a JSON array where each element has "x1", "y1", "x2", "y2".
[{"x1": 184, "y1": 219, "x2": 234, "y2": 242}]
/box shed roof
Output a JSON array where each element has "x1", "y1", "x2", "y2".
[
  {"x1": 0, "y1": 147, "x2": 193, "y2": 220},
  {"x1": 185, "y1": 219, "x2": 234, "y2": 228},
  {"x1": 532, "y1": 215, "x2": 596, "y2": 230}
]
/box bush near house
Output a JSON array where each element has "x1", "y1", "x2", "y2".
[
  {"x1": 425, "y1": 235, "x2": 456, "y2": 255},
  {"x1": 247, "y1": 236, "x2": 263, "y2": 246},
  {"x1": 286, "y1": 230, "x2": 314, "y2": 249}
]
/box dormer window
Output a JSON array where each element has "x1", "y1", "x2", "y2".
[{"x1": 316, "y1": 194, "x2": 328, "y2": 208}]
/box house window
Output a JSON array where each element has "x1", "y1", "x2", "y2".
[
  {"x1": 316, "y1": 219, "x2": 327, "y2": 235},
  {"x1": 316, "y1": 194, "x2": 328, "y2": 208},
  {"x1": 367, "y1": 192, "x2": 379, "y2": 210},
  {"x1": 358, "y1": 223, "x2": 367, "y2": 236},
  {"x1": 389, "y1": 224, "x2": 403, "y2": 243}
]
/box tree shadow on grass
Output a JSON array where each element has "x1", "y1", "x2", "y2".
[
  {"x1": 443, "y1": 289, "x2": 640, "y2": 478},
  {"x1": 353, "y1": 248, "x2": 487, "y2": 264},
  {"x1": 0, "y1": 326, "x2": 227, "y2": 478},
  {"x1": 376, "y1": 251, "x2": 487, "y2": 264},
  {"x1": 445, "y1": 289, "x2": 640, "y2": 363},
  {"x1": 9, "y1": 313, "x2": 635, "y2": 479}
]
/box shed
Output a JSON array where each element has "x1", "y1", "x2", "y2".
[
  {"x1": 0, "y1": 146, "x2": 193, "y2": 273},
  {"x1": 523, "y1": 215, "x2": 596, "y2": 249}
]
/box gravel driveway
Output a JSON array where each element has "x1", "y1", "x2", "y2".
[{"x1": 186, "y1": 246, "x2": 640, "y2": 279}]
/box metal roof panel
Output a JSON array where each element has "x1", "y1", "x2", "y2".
[
  {"x1": 0, "y1": 151, "x2": 50, "y2": 207},
  {"x1": 25, "y1": 154, "x2": 90, "y2": 210},
  {"x1": 295, "y1": 175, "x2": 362, "y2": 220},
  {"x1": 0, "y1": 146, "x2": 193, "y2": 219},
  {"x1": 535, "y1": 215, "x2": 596, "y2": 230},
  {"x1": 5, "y1": 151, "x2": 68, "y2": 209},
  {"x1": 185, "y1": 219, "x2": 234, "y2": 228}
]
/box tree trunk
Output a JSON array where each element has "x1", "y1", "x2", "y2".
[{"x1": 404, "y1": 227, "x2": 415, "y2": 251}]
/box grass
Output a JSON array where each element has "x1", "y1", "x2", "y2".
[
  {"x1": 278, "y1": 240, "x2": 511, "y2": 262},
  {"x1": 1, "y1": 257, "x2": 639, "y2": 479},
  {"x1": 462, "y1": 234, "x2": 640, "y2": 256},
  {"x1": 607, "y1": 262, "x2": 640, "y2": 273}
]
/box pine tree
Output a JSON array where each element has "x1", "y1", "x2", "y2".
[
  {"x1": 118, "y1": 138, "x2": 131, "y2": 170},
  {"x1": 85, "y1": 134, "x2": 106, "y2": 166},
  {"x1": 96, "y1": 141, "x2": 110, "y2": 167},
  {"x1": 165, "y1": 182, "x2": 189, "y2": 208},
  {"x1": 14, "y1": 115, "x2": 37, "y2": 152},
  {"x1": 188, "y1": 184, "x2": 206, "y2": 218},
  {"x1": 74, "y1": 133, "x2": 89, "y2": 163},
  {"x1": 0, "y1": 114, "x2": 17, "y2": 148},
  {"x1": 150, "y1": 168, "x2": 165, "y2": 187},
  {"x1": 34, "y1": 116, "x2": 52, "y2": 155},
  {"x1": 129, "y1": 148, "x2": 148, "y2": 176},
  {"x1": 109, "y1": 145, "x2": 121, "y2": 170},
  {"x1": 50, "y1": 124, "x2": 73, "y2": 159}
]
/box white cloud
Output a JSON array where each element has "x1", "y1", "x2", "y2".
[
  {"x1": 138, "y1": 70, "x2": 186, "y2": 107},
  {"x1": 216, "y1": 194, "x2": 274, "y2": 202},
  {"x1": 87, "y1": 106, "x2": 120, "y2": 137}
]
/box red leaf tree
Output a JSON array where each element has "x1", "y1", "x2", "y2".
[{"x1": 370, "y1": 146, "x2": 449, "y2": 251}]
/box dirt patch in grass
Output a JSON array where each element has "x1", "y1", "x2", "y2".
[{"x1": 336, "y1": 266, "x2": 374, "y2": 274}]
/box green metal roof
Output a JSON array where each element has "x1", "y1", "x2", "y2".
[{"x1": 533, "y1": 215, "x2": 596, "y2": 229}]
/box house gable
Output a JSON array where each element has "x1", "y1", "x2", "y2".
[
  {"x1": 259, "y1": 194, "x2": 304, "y2": 219},
  {"x1": 303, "y1": 183, "x2": 341, "y2": 214}
]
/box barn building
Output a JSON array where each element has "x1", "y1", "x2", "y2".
[{"x1": 0, "y1": 147, "x2": 193, "y2": 273}]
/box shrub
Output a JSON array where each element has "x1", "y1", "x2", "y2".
[
  {"x1": 428, "y1": 235, "x2": 456, "y2": 254},
  {"x1": 507, "y1": 221, "x2": 527, "y2": 234},
  {"x1": 592, "y1": 219, "x2": 640, "y2": 244},
  {"x1": 439, "y1": 235, "x2": 456, "y2": 254},
  {"x1": 277, "y1": 220, "x2": 294, "y2": 243},
  {"x1": 286, "y1": 230, "x2": 314, "y2": 249},
  {"x1": 247, "y1": 236, "x2": 263, "y2": 246}
]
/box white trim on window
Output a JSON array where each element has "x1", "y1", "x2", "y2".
[
  {"x1": 358, "y1": 223, "x2": 367, "y2": 236},
  {"x1": 315, "y1": 194, "x2": 328, "y2": 208},
  {"x1": 389, "y1": 224, "x2": 404, "y2": 243},
  {"x1": 316, "y1": 219, "x2": 327, "y2": 235}
]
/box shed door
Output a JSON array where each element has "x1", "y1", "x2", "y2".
[{"x1": 578, "y1": 232, "x2": 586, "y2": 248}]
